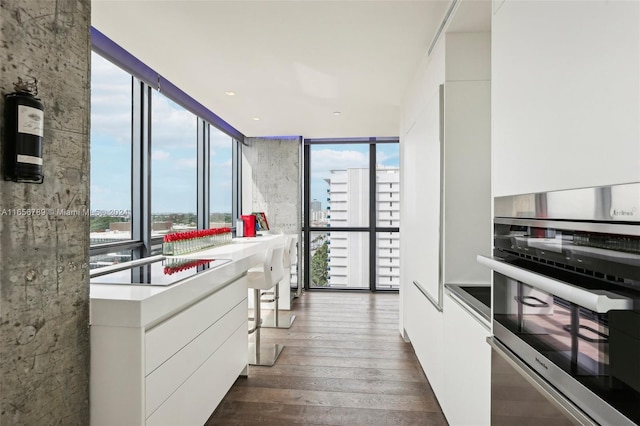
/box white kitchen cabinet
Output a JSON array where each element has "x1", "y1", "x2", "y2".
[
  {"x1": 492, "y1": 0, "x2": 640, "y2": 196},
  {"x1": 91, "y1": 276, "x2": 248, "y2": 426},
  {"x1": 400, "y1": 3, "x2": 492, "y2": 420},
  {"x1": 443, "y1": 78, "x2": 492, "y2": 285},
  {"x1": 400, "y1": 34, "x2": 446, "y2": 396},
  {"x1": 404, "y1": 279, "x2": 445, "y2": 396},
  {"x1": 400, "y1": 28, "x2": 492, "y2": 411},
  {"x1": 442, "y1": 291, "x2": 491, "y2": 426},
  {"x1": 89, "y1": 237, "x2": 289, "y2": 426},
  {"x1": 401, "y1": 31, "x2": 491, "y2": 317},
  {"x1": 399, "y1": 35, "x2": 445, "y2": 338}
]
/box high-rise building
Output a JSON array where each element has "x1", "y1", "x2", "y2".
[
  {"x1": 325, "y1": 166, "x2": 400, "y2": 289},
  {"x1": 310, "y1": 199, "x2": 322, "y2": 212},
  {"x1": 375, "y1": 168, "x2": 400, "y2": 289},
  {"x1": 310, "y1": 199, "x2": 328, "y2": 224}
]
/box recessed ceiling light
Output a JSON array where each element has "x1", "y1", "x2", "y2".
[
  {"x1": 333, "y1": 111, "x2": 341, "y2": 116},
  {"x1": 253, "y1": 117, "x2": 260, "y2": 121},
  {"x1": 225, "y1": 91, "x2": 235, "y2": 96}
]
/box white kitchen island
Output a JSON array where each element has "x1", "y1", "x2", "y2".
[{"x1": 90, "y1": 235, "x2": 286, "y2": 426}]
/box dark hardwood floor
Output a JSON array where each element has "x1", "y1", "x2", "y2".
[{"x1": 206, "y1": 291, "x2": 447, "y2": 425}]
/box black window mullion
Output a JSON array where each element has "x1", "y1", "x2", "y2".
[
  {"x1": 197, "y1": 118, "x2": 209, "y2": 230},
  {"x1": 232, "y1": 138, "x2": 242, "y2": 231},
  {"x1": 303, "y1": 144, "x2": 311, "y2": 290},
  {"x1": 369, "y1": 142, "x2": 376, "y2": 292},
  {"x1": 131, "y1": 78, "x2": 151, "y2": 259}
]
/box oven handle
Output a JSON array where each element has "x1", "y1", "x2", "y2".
[{"x1": 477, "y1": 255, "x2": 633, "y2": 313}]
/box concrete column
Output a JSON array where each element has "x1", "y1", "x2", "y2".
[
  {"x1": 0, "y1": 1, "x2": 91, "y2": 424},
  {"x1": 242, "y1": 136, "x2": 301, "y2": 234}
]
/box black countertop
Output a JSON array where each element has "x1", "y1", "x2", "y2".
[{"x1": 445, "y1": 284, "x2": 491, "y2": 324}]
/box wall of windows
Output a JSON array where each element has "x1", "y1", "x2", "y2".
[
  {"x1": 304, "y1": 139, "x2": 400, "y2": 291},
  {"x1": 89, "y1": 30, "x2": 242, "y2": 267}
]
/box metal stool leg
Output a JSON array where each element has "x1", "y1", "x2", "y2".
[
  {"x1": 261, "y1": 279, "x2": 296, "y2": 329},
  {"x1": 248, "y1": 288, "x2": 284, "y2": 366}
]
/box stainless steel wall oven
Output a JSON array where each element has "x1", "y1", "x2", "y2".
[{"x1": 479, "y1": 184, "x2": 640, "y2": 426}]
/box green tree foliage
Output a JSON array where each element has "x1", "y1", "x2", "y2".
[
  {"x1": 152, "y1": 213, "x2": 197, "y2": 226},
  {"x1": 90, "y1": 216, "x2": 127, "y2": 232},
  {"x1": 311, "y1": 240, "x2": 329, "y2": 287},
  {"x1": 210, "y1": 212, "x2": 232, "y2": 225}
]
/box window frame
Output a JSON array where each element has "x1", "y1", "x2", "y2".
[
  {"x1": 89, "y1": 27, "x2": 244, "y2": 264},
  {"x1": 303, "y1": 138, "x2": 400, "y2": 292}
]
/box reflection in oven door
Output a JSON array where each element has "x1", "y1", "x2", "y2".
[
  {"x1": 490, "y1": 339, "x2": 586, "y2": 426},
  {"x1": 496, "y1": 274, "x2": 609, "y2": 378},
  {"x1": 493, "y1": 270, "x2": 640, "y2": 426},
  {"x1": 610, "y1": 311, "x2": 640, "y2": 395}
]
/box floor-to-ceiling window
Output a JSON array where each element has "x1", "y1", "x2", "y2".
[
  {"x1": 303, "y1": 138, "x2": 400, "y2": 291},
  {"x1": 151, "y1": 93, "x2": 198, "y2": 235},
  {"x1": 89, "y1": 52, "x2": 134, "y2": 266},
  {"x1": 89, "y1": 28, "x2": 243, "y2": 267},
  {"x1": 209, "y1": 128, "x2": 234, "y2": 228}
]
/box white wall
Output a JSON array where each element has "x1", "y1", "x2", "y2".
[{"x1": 492, "y1": 0, "x2": 640, "y2": 196}]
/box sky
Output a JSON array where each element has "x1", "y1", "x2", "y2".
[
  {"x1": 310, "y1": 143, "x2": 399, "y2": 210},
  {"x1": 90, "y1": 52, "x2": 232, "y2": 214}
]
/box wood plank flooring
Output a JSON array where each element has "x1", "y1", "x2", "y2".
[{"x1": 206, "y1": 292, "x2": 447, "y2": 425}]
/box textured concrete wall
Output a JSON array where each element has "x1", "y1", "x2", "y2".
[
  {"x1": 0, "y1": 1, "x2": 91, "y2": 424},
  {"x1": 242, "y1": 137, "x2": 301, "y2": 234}
]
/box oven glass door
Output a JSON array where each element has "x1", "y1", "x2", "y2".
[{"x1": 494, "y1": 272, "x2": 640, "y2": 424}]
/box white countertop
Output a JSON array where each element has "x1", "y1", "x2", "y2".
[{"x1": 90, "y1": 234, "x2": 287, "y2": 329}]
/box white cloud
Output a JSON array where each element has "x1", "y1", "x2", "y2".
[
  {"x1": 90, "y1": 53, "x2": 132, "y2": 145},
  {"x1": 151, "y1": 95, "x2": 198, "y2": 150},
  {"x1": 210, "y1": 128, "x2": 233, "y2": 148},
  {"x1": 377, "y1": 145, "x2": 400, "y2": 167},
  {"x1": 311, "y1": 148, "x2": 369, "y2": 180},
  {"x1": 90, "y1": 184, "x2": 130, "y2": 211},
  {"x1": 211, "y1": 158, "x2": 232, "y2": 169},
  {"x1": 152, "y1": 150, "x2": 170, "y2": 161},
  {"x1": 177, "y1": 158, "x2": 197, "y2": 169}
]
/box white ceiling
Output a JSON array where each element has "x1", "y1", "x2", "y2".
[{"x1": 92, "y1": 1, "x2": 487, "y2": 139}]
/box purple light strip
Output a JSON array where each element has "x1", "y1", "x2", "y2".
[{"x1": 91, "y1": 27, "x2": 244, "y2": 142}]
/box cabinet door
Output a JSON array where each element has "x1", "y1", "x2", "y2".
[
  {"x1": 493, "y1": 0, "x2": 640, "y2": 196},
  {"x1": 145, "y1": 301, "x2": 247, "y2": 417},
  {"x1": 146, "y1": 324, "x2": 248, "y2": 426},
  {"x1": 442, "y1": 293, "x2": 491, "y2": 426},
  {"x1": 404, "y1": 280, "x2": 445, "y2": 397},
  {"x1": 443, "y1": 80, "x2": 491, "y2": 285},
  {"x1": 401, "y1": 87, "x2": 443, "y2": 309}
]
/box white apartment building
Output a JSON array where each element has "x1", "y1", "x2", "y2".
[
  {"x1": 376, "y1": 168, "x2": 400, "y2": 289},
  {"x1": 326, "y1": 167, "x2": 399, "y2": 289}
]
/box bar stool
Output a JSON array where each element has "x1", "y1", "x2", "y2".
[
  {"x1": 247, "y1": 245, "x2": 285, "y2": 366},
  {"x1": 262, "y1": 235, "x2": 296, "y2": 329}
]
